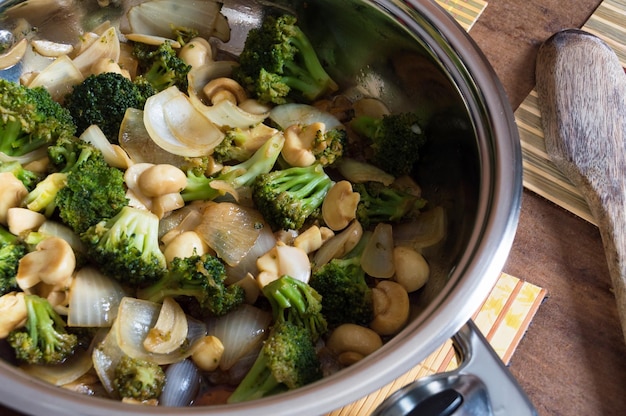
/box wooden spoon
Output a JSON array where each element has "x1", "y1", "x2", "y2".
[{"x1": 536, "y1": 29, "x2": 626, "y2": 344}]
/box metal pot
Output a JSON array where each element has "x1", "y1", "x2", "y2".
[{"x1": 0, "y1": 1, "x2": 527, "y2": 415}]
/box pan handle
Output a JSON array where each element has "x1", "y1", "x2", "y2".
[{"x1": 371, "y1": 320, "x2": 538, "y2": 416}]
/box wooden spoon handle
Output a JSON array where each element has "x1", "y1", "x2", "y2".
[{"x1": 536, "y1": 29, "x2": 626, "y2": 343}]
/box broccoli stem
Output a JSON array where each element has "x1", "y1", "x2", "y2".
[{"x1": 227, "y1": 348, "x2": 285, "y2": 403}]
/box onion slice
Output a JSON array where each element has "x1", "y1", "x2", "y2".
[
  {"x1": 67, "y1": 267, "x2": 127, "y2": 327},
  {"x1": 115, "y1": 297, "x2": 207, "y2": 365},
  {"x1": 72, "y1": 26, "x2": 120, "y2": 76},
  {"x1": 206, "y1": 304, "x2": 271, "y2": 371},
  {"x1": 196, "y1": 202, "x2": 268, "y2": 267},
  {"x1": 270, "y1": 103, "x2": 343, "y2": 130},
  {"x1": 159, "y1": 359, "x2": 201, "y2": 407},
  {"x1": 27, "y1": 55, "x2": 84, "y2": 104}
]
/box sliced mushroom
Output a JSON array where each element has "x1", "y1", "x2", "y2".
[
  {"x1": 322, "y1": 180, "x2": 360, "y2": 231},
  {"x1": 312, "y1": 220, "x2": 363, "y2": 269},
  {"x1": 6, "y1": 207, "x2": 46, "y2": 235},
  {"x1": 0, "y1": 292, "x2": 27, "y2": 338},
  {"x1": 370, "y1": 280, "x2": 410, "y2": 336},
  {"x1": 143, "y1": 297, "x2": 189, "y2": 354},
  {"x1": 0, "y1": 172, "x2": 29, "y2": 225},
  {"x1": 191, "y1": 335, "x2": 224, "y2": 371},
  {"x1": 179, "y1": 37, "x2": 213, "y2": 68},
  {"x1": 203, "y1": 77, "x2": 248, "y2": 105},
  {"x1": 393, "y1": 245, "x2": 430, "y2": 292},
  {"x1": 326, "y1": 323, "x2": 383, "y2": 366},
  {"x1": 16, "y1": 237, "x2": 76, "y2": 289},
  {"x1": 163, "y1": 230, "x2": 208, "y2": 264},
  {"x1": 137, "y1": 164, "x2": 187, "y2": 198}
]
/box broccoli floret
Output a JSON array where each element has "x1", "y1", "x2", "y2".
[
  {"x1": 309, "y1": 242, "x2": 373, "y2": 328},
  {"x1": 133, "y1": 41, "x2": 191, "y2": 93},
  {"x1": 181, "y1": 133, "x2": 284, "y2": 202},
  {"x1": 81, "y1": 206, "x2": 167, "y2": 287},
  {"x1": 7, "y1": 294, "x2": 78, "y2": 365},
  {"x1": 252, "y1": 164, "x2": 332, "y2": 231},
  {"x1": 22, "y1": 172, "x2": 67, "y2": 217},
  {"x1": 0, "y1": 160, "x2": 42, "y2": 190},
  {"x1": 0, "y1": 225, "x2": 26, "y2": 296},
  {"x1": 311, "y1": 126, "x2": 346, "y2": 166},
  {"x1": 350, "y1": 112, "x2": 428, "y2": 176},
  {"x1": 354, "y1": 181, "x2": 426, "y2": 228},
  {"x1": 55, "y1": 153, "x2": 128, "y2": 235},
  {"x1": 138, "y1": 253, "x2": 245, "y2": 317},
  {"x1": 64, "y1": 72, "x2": 154, "y2": 143},
  {"x1": 233, "y1": 14, "x2": 338, "y2": 104},
  {"x1": 112, "y1": 355, "x2": 165, "y2": 401},
  {"x1": 212, "y1": 124, "x2": 277, "y2": 164},
  {"x1": 227, "y1": 321, "x2": 322, "y2": 403},
  {"x1": 0, "y1": 79, "x2": 75, "y2": 157},
  {"x1": 262, "y1": 275, "x2": 327, "y2": 342}
]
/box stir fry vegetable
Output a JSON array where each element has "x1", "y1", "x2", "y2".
[{"x1": 0, "y1": 0, "x2": 445, "y2": 407}]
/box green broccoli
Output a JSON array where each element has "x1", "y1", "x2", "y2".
[
  {"x1": 227, "y1": 321, "x2": 322, "y2": 403},
  {"x1": 133, "y1": 41, "x2": 191, "y2": 93},
  {"x1": 310, "y1": 236, "x2": 373, "y2": 328},
  {"x1": 233, "y1": 14, "x2": 338, "y2": 104},
  {"x1": 112, "y1": 355, "x2": 165, "y2": 401},
  {"x1": 0, "y1": 225, "x2": 26, "y2": 296},
  {"x1": 181, "y1": 133, "x2": 284, "y2": 202},
  {"x1": 0, "y1": 79, "x2": 76, "y2": 157},
  {"x1": 7, "y1": 294, "x2": 78, "y2": 365},
  {"x1": 81, "y1": 206, "x2": 167, "y2": 287},
  {"x1": 310, "y1": 126, "x2": 346, "y2": 167},
  {"x1": 350, "y1": 112, "x2": 428, "y2": 176},
  {"x1": 55, "y1": 156, "x2": 128, "y2": 235},
  {"x1": 64, "y1": 72, "x2": 154, "y2": 143},
  {"x1": 251, "y1": 163, "x2": 332, "y2": 231},
  {"x1": 354, "y1": 181, "x2": 427, "y2": 228},
  {"x1": 262, "y1": 275, "x2": 327, "y2": 342},
  {"x1": 137, "y1": 253, "x2": 245, "y2": 318},
  {"x1": 22, "y1": 172, "x2": 67, "y2": 217},
  {"x1": 212, "y1": 124, "x2": 278, "y2": 163},
  {"x1": 0, "y1": 161, "x2": 43, "y2": 190}
]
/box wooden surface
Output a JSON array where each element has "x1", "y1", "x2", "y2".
[
  {"x1": 2, "y1": 1, "x2": 626, "y2": 415},
  {"x1": 470, "y1": 2, "x2": 626, "y2": 415}
]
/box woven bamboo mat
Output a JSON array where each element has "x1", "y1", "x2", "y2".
[
  {"x1": 516, "y1": 0, "x2": 626, "y2": 224},
  {"x1": 328, "y1": 2, "x2": 549, "y2": 414}
]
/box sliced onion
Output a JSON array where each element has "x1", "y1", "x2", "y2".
[
  {"x1": 361, "y1": 223, "x2": 395, "y2": 278},
  {"x1": 0, "y1": 146, "x2": 49, "y2": 165},
  {"x1": 312, "y1": 220, "x2": 363, "y2": 270},
  {"x1": 393, "y1": 206, "x2": 447, "y2": 253},
  {"x1": 159, "y1": 359, "x2": 201, "y2": 407},
  {"x1": 79, "y1": 124, "x2": 132, "y2": 169},
  {"x1": 115, "y1": 297, "x2": 207, "y2": 365},
  {"x1": 270, "y1": 103, "x2": 343, "y2": 130},
  {"x1": 0, "y1": 37, "x2": 27, "y2": 70},
  {"x1": 27, "y1": 55, "x2": 84, "y2": 103},
  {"x1": 93, "y1": 325, "x2": 124, "y2": 397},
  {"x1": 72, "y1": 26, "x2": 120, "y2": 76},
  {"x1": 30, "y1": 39, "x2": 74, "y2": 57},
  {"x1": 126, "y1": 0, "x2": 223, "y2": 41},
  {"x1": 195, "y1": 202, "x2": 268, "y2": 267},
  {"x1": 162, "y1": 92, "x2": 224, "y2": 149},
  {"x1": 67, "y1": 267, "x2": 127, "y2": 327},
  {"x1": 336, "y1": 158, "x2": 395, "y2": 186},
  {"x1": 206, "y1": 304, "x2": 271, "y2": 371},
  {"x1": 144, "y1": 86, "x2": 224, "y2": 157},
  {"x1": 225, "y1": 224, "x2": 276, "y2": 284},
  {"x1": 193, "y1": 98, "x2": 269, "y2": 129},
  {"x1": 124, "y1": 33, "x2": 180, "y2": 48}
]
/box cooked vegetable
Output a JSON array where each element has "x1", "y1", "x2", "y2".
[
  {"x1": 0, "y1": 225, "x2": 26, "y2": 296},
  {"x1": 227, "y1": 321, "x2": 322, "y2": 403},
  {"x1": 252, "y1": 163, "x2": 332, "y2": 231},
  {"x1": 64, "y1": 72, "x2": 155, "y2": 143},
  {"x1": 0, "y1": 161, "x2": 43, "y2": 190},
  {"x1": 0, "y1": 79, "x2": 75, "y2": 157},
  {"x1": 7, "y1": 294, "x2": 78, "y2": 365},
  {"x1": 81, "y1": 206, "x2": 167, "y2": 287},
  {"x1": 353, "y1": 181, "x2": 426, "y2": 229},
  {"x1": 137, "y1": 253, "x2": 245, "y2": 318},
  {"x1": 112, "y1": 355, "x2": 165, "y2": 401},
  {"x1": 133, "y1": 41, "x2": 191, "y2": 93},
  {"x1": 262, "y1": 275, "x2": 327, "y2": 342},
  {"x1": 350, "y1": 112, "x2": 428, "y2": 176},
  {"x1": 233, "y1": 14, "x2": 338, "y2": 104}
]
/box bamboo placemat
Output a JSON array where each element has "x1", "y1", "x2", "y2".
[
  {"x1": 434, "y1": 0, "x2": 488, "y2": 30},
  {"x1": 327, "y1": 273, "x2": 546, "y2": 415},
  {"x1": 516, "y1": 0, "x2": 626, "y2": 224}
]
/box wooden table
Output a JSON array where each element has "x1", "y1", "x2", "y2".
[
  {"x1": 2, "y1": 1, "x2": 626, "y2": 415},
  {"x1": 470, "y1": 1, "x2": 626, "y2": 415}
]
